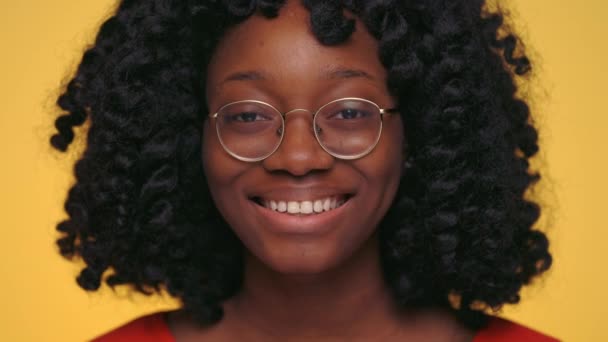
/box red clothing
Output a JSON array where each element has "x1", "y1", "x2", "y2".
[{"x1": 92, "y1": 312, "x2": 559, "y2": 341}]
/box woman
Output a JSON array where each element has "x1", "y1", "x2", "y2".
[{"x1": 51, "y1": 0, "x2": 556, "y2": 340}]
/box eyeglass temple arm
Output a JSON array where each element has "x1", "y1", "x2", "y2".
[{"x1": 380, "y1": 108, "x2": 399, "y2": 116}]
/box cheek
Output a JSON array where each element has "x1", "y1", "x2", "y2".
[
  {"x1": 202, "y1": 121, "x2": 261, "y2": 247},
  {"x1": 202, "y1": 121, "x2": 223, "y2": 185},
  {"x1": 353, "y1": 118, "x2": 404, "y2": 220},
  {"x1": 202, "y1": 122, "x2": 272, "y2": 265},
  {"x1": 202, "y1": 121, "x2": 244, "y2": 206},
  {"x1": 365, "y1": 118, "x2": 404, "y2": 187}
]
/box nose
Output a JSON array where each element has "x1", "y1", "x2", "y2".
[{"x1": 262, "y1": 109, "x2": 334, "y2": 176}]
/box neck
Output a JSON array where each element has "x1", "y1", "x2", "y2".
[{"x1": 225, "y1": 235, "x2": 401, "y2": 341}]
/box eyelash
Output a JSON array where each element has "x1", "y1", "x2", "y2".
[
  {"x1": 228, "y1": 112, "x2": 270, "y2": 122},
  {"x1": 330, "y1": 109, "x2": 370, "y2": 120}
]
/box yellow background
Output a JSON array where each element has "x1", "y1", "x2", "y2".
[{"x1": 1, "y1": 1, "x2": 606, "y2": 341}]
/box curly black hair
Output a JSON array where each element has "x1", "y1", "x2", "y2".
[{"x1": 50, "y1": 0, "x2": 551, "y2": 329}]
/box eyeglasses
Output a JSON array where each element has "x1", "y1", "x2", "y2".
[{"x1": 209, "y1": 97, "x2": 399, "y2": 162}]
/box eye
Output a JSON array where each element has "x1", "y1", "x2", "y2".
[
  {"x1": 331, "y1": 108, "x2": 370, "y2": 120},
  {"x1": 228, "y1": 111, "x2": 270, "y2": 123}
]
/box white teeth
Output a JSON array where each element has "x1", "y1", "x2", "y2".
[
  {"x1": 262, "y1": 197, "x2": 347, "y2": 215},
  {"x1": 313, "y1": 200, "x2": 323, "y2": 213},
  {"x1": 301, "y1": 201, "x2": 313, "y2": 214},
  {"x1": 287, "y1": 201, "x2": 299, "y2": 214},
  {"x1": 323, "y1": 198, "x2": 331, "y2": 211}
]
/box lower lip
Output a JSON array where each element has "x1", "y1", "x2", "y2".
[{"x1": 249, "y1": 198, "x2": 352, "y2": 235}]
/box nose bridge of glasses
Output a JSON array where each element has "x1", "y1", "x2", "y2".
[
  {"x1": 280, "y1": 108, "x2": 316, "y2": 138},
  {"x1": 283, "y1": 108, "x2": 313, "y2": 117},
  {"x1": 270, "y1": 107, "x2": 331, "y2": 172},
  {"x1": 281, "y1": 108, "x2": 315, "y2": 132}
]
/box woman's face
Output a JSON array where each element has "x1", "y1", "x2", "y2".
[{"x1": 203, "y1": 2, "x2": 404, "y2": 274}]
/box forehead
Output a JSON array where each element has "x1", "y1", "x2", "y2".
[{"x1": 206, "y1": 2, "x2": 387, "y2": 99}]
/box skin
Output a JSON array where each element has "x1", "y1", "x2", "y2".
[{"x1": 169, "y1": 1, "x2": 475, "y2": 341}]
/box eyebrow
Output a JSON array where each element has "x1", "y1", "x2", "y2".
[
  {"x1": 219, "y1": 65, "x2": 377, "y2": 85},
  {"x1": 322, "y1": 66, "x2": 376, "y2": 81},
  {"x1": 221, "y1": 70, "x2": 267, "y2": 84}
]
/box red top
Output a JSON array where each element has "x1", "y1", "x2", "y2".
[{"x1": 92, "y1": 312, "x2": 559, "y2": 342}]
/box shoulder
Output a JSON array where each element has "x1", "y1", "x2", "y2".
[
  {"x1": 474, "y1": 317, "x2": 560, "y2": 342},
  {"x1": 91, "y1": 311, "x2": 174, "y2": 342}
]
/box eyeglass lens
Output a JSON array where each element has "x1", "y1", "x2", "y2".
[{"x1": 215, "y1": 99, "x2": 383, "y2": 161}]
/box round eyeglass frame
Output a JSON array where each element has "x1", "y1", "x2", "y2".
[{"x1": 209, "y1": 97, "x2": 399, "y2": 162}]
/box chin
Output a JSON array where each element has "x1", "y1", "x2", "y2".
[{"x1": 252, "y1": 242, "x2": 347, "y2": 276}]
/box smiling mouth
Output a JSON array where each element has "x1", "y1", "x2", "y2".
[{"x1": 250, "y1": 195, "x2": 352, "y2": 215}]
